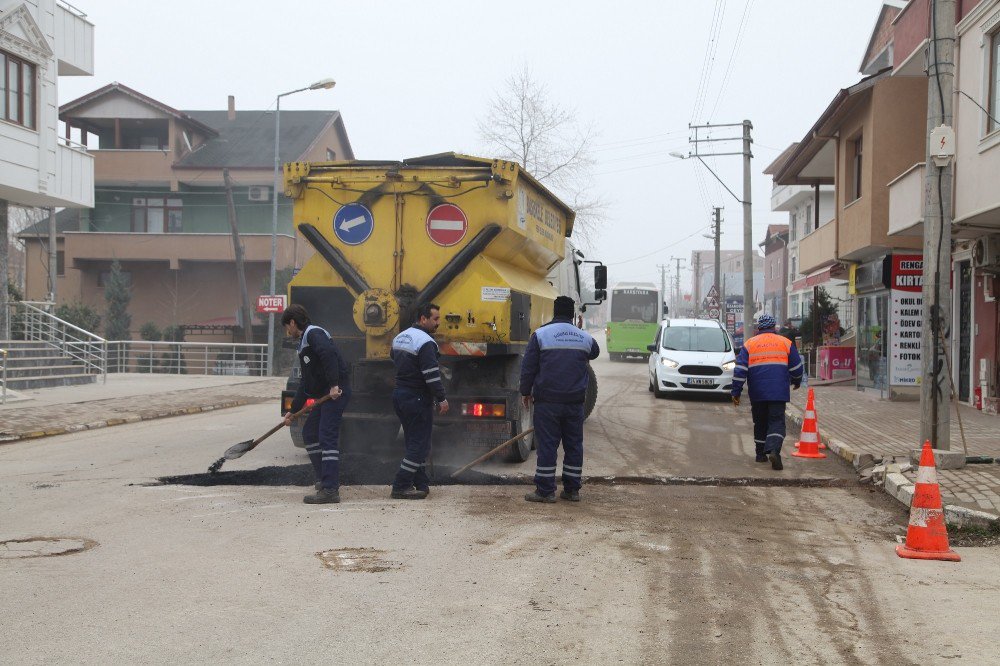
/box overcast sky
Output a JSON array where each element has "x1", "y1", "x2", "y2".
[{"x1": 60, "y1": 0, "x2": 888, "y2": 292}]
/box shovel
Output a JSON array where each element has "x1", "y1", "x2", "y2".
[
  {"x1": 207, "y1": 395, "x2": 332, "y2": 474},
  {"x1": 450, "y1": 428, "x2": 534, "y2": 478}
]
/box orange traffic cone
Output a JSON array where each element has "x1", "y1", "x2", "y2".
[
  {"x1": 896, "y1": 441, "x2": 961, "y2": 562},
  {"x1": 795, "y1": 388, "x2": 826, "y2": 449},
  {"x1": 792, "y1": 388, "x2": 826, "y2": 459}
]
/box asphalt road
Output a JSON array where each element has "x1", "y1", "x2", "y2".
[{"x1": 1, "y1": 348, "x2": 998, "y2": 664}]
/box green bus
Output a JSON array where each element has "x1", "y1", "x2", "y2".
[{"x1": 606, "y1": 282, "x2": 661, "y2": 361}]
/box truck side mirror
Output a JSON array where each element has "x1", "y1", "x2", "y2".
[
  {"x1": 663, "y1": 302, "x2": 669, "y2": 316},
  {"x1": 594, "y1": 289, "x2": 607, "y2": 301},
  {"x1": 594, "y1": 265, "x2": 607, "y2": 290},
  {"x1": 646, "y1": 344, "x2": 656, "y2": 352}
]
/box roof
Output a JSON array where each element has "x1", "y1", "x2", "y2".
[
  {"x1": 771, "y1": 68, "x2": 893, "y2": 186},
  {"x1": 763, "y1": 144, "x2": 799, "y2": 176},
  {"x1": 17, "y1": 208, "x2": 83, "y2": 237},
  {"x1": 759, "y1": 224, "x2": 789, "y2": 248},
  {"x1": 662, "y1": 318, "x2": 725, "y2": 328},
  {"x1": 60, "y1": 82, "x2": 219, "y2": 137},
  {"x1": 175, "y1": 110, "x2": 346, "y2": 169}
]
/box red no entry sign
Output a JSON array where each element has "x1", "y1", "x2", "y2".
[{"x1": 426, "y1": 204, "x2": 468, "y2": 246}]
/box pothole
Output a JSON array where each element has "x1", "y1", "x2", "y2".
[
  {"x1": 316, "y1": 547, "x2": 401, "y2": 573},
  {"x1": 0, "y1": 537, "x2": 98, "y2": 559}
]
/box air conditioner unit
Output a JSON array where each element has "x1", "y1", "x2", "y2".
[
  {"x1": 248, "y1": 186, "x2": 270, "y2": 202},
  {"x1": 971, "y1": 235, "x2": 1000, "y2": 271}
]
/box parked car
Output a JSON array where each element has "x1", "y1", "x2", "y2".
[{"x1": 647, "y1": 318, "x2": 737, "y2": 398}]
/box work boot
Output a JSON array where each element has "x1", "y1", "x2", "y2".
[
  {"x1": 559, "y1": 489, "x2": 581, "y2": 502},
  {"x1": 768, "y1": 452, "x2": 783, "y2": 471},
  {"x1": 391, "y1": 487, "x2": 428, "y2": 500},
  {"x1": 755, "y1": 455, "x2": 768, "y2": 463},
  {"x1": 524, "y1": 491, "x2": 556, "y2": 503},
  {"x1": 416, "y1": 487, "x2": 431, "y2": 498},
  {"x1": 315, "y1": 482, "x2": 322, "y2": 490},
  {"x1": 303, "y1": 488, "x2": 340, "y2": 504}
]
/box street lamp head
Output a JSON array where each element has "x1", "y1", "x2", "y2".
[
  {"x1": 309, "y1": 78, "x2": 337, "y2": 90},
  {"x1": 669, "y1": 151, "x2": 687, "y2": 160}
]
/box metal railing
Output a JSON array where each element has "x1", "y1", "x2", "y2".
[
  {"x1": 1, "y1": 348, "x2": 7, "y2": 405},
  {"x1": 106, "y1": 341, "x2": 267, "y2": 376},
  {"x1": 14, "y1": 301, "x2": 107, "y2": 383},
  {"x1": 6, "y1": 301, "x2": 268, "y2": 380}
]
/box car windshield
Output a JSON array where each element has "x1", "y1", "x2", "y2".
[{"x1": 661, "y1": 326, "x2": 732, "y2": 353}]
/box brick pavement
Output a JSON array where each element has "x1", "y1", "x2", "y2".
[
  {"x1": 0, "y1": 376, "x2": 286, "y2": 443},
  {"x1": 787, "y1": 384, "x2": 1000, "y2": 525}
]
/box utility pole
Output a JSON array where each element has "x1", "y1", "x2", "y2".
[
  {"x1": 48, "y1": 207, "x2": 57, "y2": 304},
  {"x1": 223, "y1": 170, "x2": 254, "y2": 344},
  {"x1": 709, "y1": 206, "x2": 723, "y2": 324},
  {"x1": 0, "y1": 199, "x2": 8, "y2": 340},
  {"x1": 685, "y1": 123, "x2": 752, "y2": 338},
  {"x1": 741, "y1": 120, "x2": 754, "y2": 342},
  {"x1": 920, "y1": 0, "x2": 956, "y2": 450},
  {"x1": 673, "y1": 257, "x2": 684, "y2": 316},
  {"x1": 657, "y1": 263, "x2": 668, "y2": 317},
  {"x1": 693, "y1": 252, "x2": 701, "y2": 317}
]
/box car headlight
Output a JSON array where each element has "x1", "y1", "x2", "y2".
[
  {"x1": 721, "y1": 360, "x2": 736, "y2": 371},
  {"x1": 660, "y1": 357, "x2": 679, "y2": 368}
]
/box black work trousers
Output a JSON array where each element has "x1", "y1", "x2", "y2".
[{"x1": 750, "y1": 400, "x2": 787, "y2": 456}]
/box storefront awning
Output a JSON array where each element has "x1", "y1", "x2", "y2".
[{"x1": 791, "y1": 264, "x2": 847, "y2": 292}]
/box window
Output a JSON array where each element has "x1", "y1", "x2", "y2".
[
  {"x1": 326, "y1": 148, "x2": 337, "y2": 160},
  {"x1": 790, "y1": 211, "x2": 798, "y2": 241},
  {"x1": 791, "y1": 256, "x2": 798, "y2": 278},
  {"x1": 848, "y1": 134, "x2": 863, "y2": 202},
  {"x1": 56, "y1": 251, "x2": 65, "y2": 277},
  {"x1": 805, "y1": 203, "x2": 813, "y2": 233},
  {"x1": 131, "y1": 197, "x2": 183, "y2": 232},
  {"x1": 0, "y1": 50, "x2": 37, "y2": 129},
  {"x1": 660, "y1": 326, "x2": 732, "y2": 353},
  {"x1": 991, "y1": 30, "x2": 1000, "y2": 133}
]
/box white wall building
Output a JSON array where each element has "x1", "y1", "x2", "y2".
[{"x1": 1, "y1": 0, "x2": 93, "y2": 210}]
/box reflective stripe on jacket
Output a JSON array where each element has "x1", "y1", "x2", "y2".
[{"x1": 731, "y1": 331, "x2": 803, "y2": 402}]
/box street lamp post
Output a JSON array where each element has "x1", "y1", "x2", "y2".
[{"x1": 267, "y1": 77, "x2": 336, "y2": 376}]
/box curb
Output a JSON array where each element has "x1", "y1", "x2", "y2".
[
  {"x1": 0, "y1": 398, "x2": 262, "y2": 445},
  {"x1": 785, "y1": 402, "x2": 1000, "y2": 530}
]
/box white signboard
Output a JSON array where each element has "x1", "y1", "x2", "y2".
[
  {"x1": 481, "y1": 287, "x2": 511, "y2": 302},
  {"x1": 889, "y1": 255, "x2": 923, "y2": 386}
]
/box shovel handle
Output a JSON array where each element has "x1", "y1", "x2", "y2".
[
  {"x1": 450, "y1": 428, "x2": 534, "y2": 478},
  {"x1": 254, "y1": 394, "x2": 333, "y2": 446}
]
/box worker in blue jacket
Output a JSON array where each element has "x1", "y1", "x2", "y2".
[
  {"x1": 282, "y1": 304, "x2": 351, "y2": 503},
  {"x1": 520, "y1": 296, "x2": 600, "y2": 503},
  {"x1": 389, "y1": 302, "x2": 449, "y2": 500},
  {"x1": 731, "y1": 313, "x2": 803, "y2": 470}
]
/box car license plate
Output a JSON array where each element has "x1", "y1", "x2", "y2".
[{"x1": 688, "y1": 378, "x2": 714, "y2": 386}]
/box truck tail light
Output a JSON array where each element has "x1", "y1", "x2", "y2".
[{"x1": 460, "y1": 402, "x2": 506, "y2": 418}]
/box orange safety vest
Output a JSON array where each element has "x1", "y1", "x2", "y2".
[{"x1": 745, "y1": 332, "x2": 792, "y2": 368}]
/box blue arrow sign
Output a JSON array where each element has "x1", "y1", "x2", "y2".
[{"x1": 333, "y1": 203, "x2": 374, "y2": 245}]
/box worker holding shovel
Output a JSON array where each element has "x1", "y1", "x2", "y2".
[{"x1": 282, "y1": 304, "x2": 351, "y2": 504}]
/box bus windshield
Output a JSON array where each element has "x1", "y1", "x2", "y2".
[
  {"x1": 610, "y1": 290, "x2": 658, "y2": 323},
  {"x1": 661, "y1": 326, "x2": 732, "y2": 353}
]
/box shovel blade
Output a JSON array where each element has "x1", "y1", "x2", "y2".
[{"x1": 223, "y1": 439, "x2": 256, "y2": 460}]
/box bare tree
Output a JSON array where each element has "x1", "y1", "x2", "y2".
[{"x1": 478, "y1": 66, "x2": 605, "y2": 245}]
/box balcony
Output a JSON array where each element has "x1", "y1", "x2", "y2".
[
  {"x1": 92, "y1": 149, "x2": 176, "y2": 186},
  {"x1": 64, "y1": 232, "x2": 296, "y2": 270},
  {"x1": 888, "y1": 162, "x2": 924, "y2": 237},
  {"x1": 797, "y1": 220, "x2": 838, "y2": 274},
  {"x1": 770, "y1": 183, "x2": 814, "y2": 212},
  {"x1": 55, "y1": 2, "x2": 94, "y2": 76},
  {"x1": 52, "y1": 140, "x2": 94, "y2": 207}
]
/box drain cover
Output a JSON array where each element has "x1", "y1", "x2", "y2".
[
  {"x1": 0, "y1": 537, "x2": 97, "y2": 559},
  {"x1": 316, "y1": 547, "x2": 400, "y2": 573}
]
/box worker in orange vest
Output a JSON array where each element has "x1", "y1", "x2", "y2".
[{"x1": 731, "y1": 313, "x2": 803, "y2": 470}]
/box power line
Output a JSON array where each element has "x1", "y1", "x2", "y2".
[
  {"x1": 608, "y1": 224, "x2": 713, "y2": 266},
  {"x1": 708, "y1": 0, "x2": 755, "y2": 122},
  {"x1": 691, "y1": 0, "x2": 728, "y2": 123}
]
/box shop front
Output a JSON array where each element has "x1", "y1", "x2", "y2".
[{"x1": 851, "y1": 254, "x2": 923, "y2": 399}]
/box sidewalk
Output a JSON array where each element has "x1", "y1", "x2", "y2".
[
  {"x1": 0, "y1": 374, "x2": 286, "y2": 443},
  {"x1": 787, "y1": 384, "x2": 1000, "y2": 528}
]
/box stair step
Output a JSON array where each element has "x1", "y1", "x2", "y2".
[
  {"x1": 2, "y1": 372, "x2": 98, "y2": 390},
  {"x1": 4, "y1": 364, "x2": 96, "y2": 379}
]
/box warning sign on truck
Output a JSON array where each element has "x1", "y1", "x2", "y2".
[{"x1": 481, "y1": 287, "x2": 511, "y2": 302}]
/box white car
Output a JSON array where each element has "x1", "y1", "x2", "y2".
[{"x1": 647, "y1": 318, "x2": 737, "y2": 398}]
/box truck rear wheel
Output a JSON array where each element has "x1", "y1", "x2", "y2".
[
  {"x1": 584, "y1": 365, "x2": 598, "y2": 419},
  {"x1": 504, "y1": 404, "x2": 533, "y2": 463}
]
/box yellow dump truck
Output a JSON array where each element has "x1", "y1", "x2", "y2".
[{"x1": 280, "y1": 153, "x2": 606, "y2": 462}]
